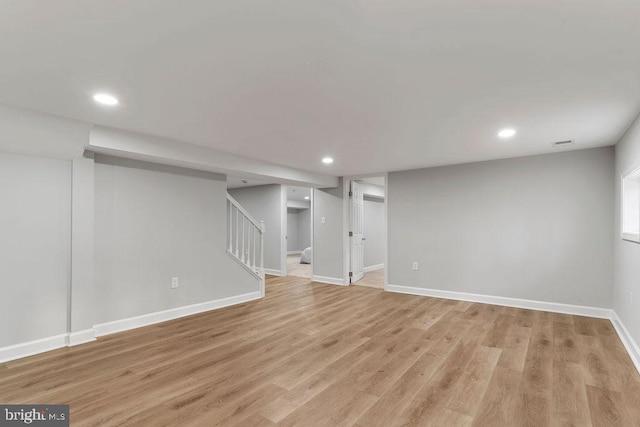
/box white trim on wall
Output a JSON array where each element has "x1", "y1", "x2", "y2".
[
  {"x1": 3, "y1": 285, "x2": 639, "y2": 376},
  {"x1": 281, "y1": 185, "x2": 288, "y2": 276},
  {"x1": 610, "y1": 311, "x2": 640, "y2": 375},
  {"x1": 0, "y1": 334, "x2": 68, "y2": 364},
  {"x1": 385, "y1": 284, "x2": 640, "y2": 375},
  {"x1": 94, "y1": 291, "x2": 260, "y2": 337},
  {"x1": 386, "y1": 284, "x2": 611, "y2": 318},
  {"x1": 287, "y1": 251, "x2": 302, "y2": 255},
  {"x1": 0, "y1": 291, "x2": 262, "y2": 364},
  {"x1": 383, "y1": 173, "x2": 389, "y2": 291},
  {"x1": 363, "y1": 263, "x2": 384, "y2": 273},
  {"x1": 311, "y1": 275, "x2": 347, "y2": 286},
  {"x1": 343, "y1": 178, "x2": 351, "y2": 285},
  {"x1": 67, "y1": 329, "x2": 96, "y2": 347},
  {"x1": 310, "y1": 189, "x2": 315, "y2": 279},
  {"x1": 264, "y1": 268, "x2": 285, "y2": 276},
  {"x1": 94, "y1": 291, "x2": 261, "y2": 337}
]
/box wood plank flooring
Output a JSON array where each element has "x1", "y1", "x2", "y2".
[
  {"x1": 286, "y1": 254, "x2": 311, "y2": 279},
  {"x1": 352, "y1": 269, "x2": 384, "y2": 289},
  {"x1": 1, "y1": 275, "x2": 639, "y2": 426}
]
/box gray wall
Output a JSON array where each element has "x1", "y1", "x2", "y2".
[
  {"x1": 313, "y1": 181, "x2": 344, "y2": 280},
  {"x1": 228, "y1": 185, "x2": 283, "y2": 273},
  {"x1": 287, "y1": 208, "x2": 311, "y2": 252},
  {"x1": 364, "y1": 198, "x2": 385, "y2": 268},
  {"x1": 298, "y1": 208, "x2": 311, "y2": 250},
  {"x1": 0, "y1": 152, "x2": 71, "y2": 346},
  {"x1": 287, "y1": 209, "x2": 300, "y2": 252},
  {"x1": 94, "y1": 156, "x2": 260, "y2": 324},
  {"x1": 615, "y1": 113, "x2": 640, "y2": 346},
  {"x1": 388, "y1": 147, "x2": 614, "y2": 308},
  {"x1": 70, "y1": 158, "x2": 96, "y2": 334},
  {"x1": 0, "y1": 105, "x2": 265, "y2": 354},
  {"x1": 0, "y1": 106, "x2": 88, "y2": 348}
]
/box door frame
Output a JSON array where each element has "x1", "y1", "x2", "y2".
[
  {"x1": 341, "y1": 174, "x2": 389, "y2": 289},
  {"x1": 284, "y1": 185, "x2": 314, "y2": 280},
  {"x1": 280, "y1": 185, "x2": 288, "y2": 276},
  {"x1": 310, "y1": 188, "x2": 314, "y2": 279}
]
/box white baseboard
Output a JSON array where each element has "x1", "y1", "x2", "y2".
[
  {"x1": 5, "y1": 286, "x2": 637, "y2": 379},
  {"x1": 385, "y1": 284, "x2": 640, "y2": 375},
  {"x1": 386, "y1": 284, "x2": 611, "y2": 319},
  {"x1": 311, "y1": 275, "x2": 347, "y2": 286},
  {"x1": 264, "y1": 268, "x2": 285, "y2": 276},
  {"x1": 94, "y1": 291, "x2": 262, "y2": 337},
  {"x1": 67, "y1": 329, "x2": 96, "y2": 347},
  {"x1": 287, "y1": 251, "x2": 302, "y2": 255},
  {"x1": 363, "y1": 264, "x2": 384, "y2": 273},
  {"x1": 610, "y1": 311, "x2": 640, "y2": 375},
  {"x1": 0, "y1": 334, "x2": 68, "y2": 364},
  {"x1": 0, "y1": 292, "x2": 263, "y2": 364}
]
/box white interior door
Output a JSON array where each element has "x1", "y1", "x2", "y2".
[{"x1": 350, "y1": 181, "x2": 364, "y2": 283}]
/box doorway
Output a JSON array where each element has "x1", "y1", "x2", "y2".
[
  {"x1": 285, "y1": 186, "x2": 312, "y2": 279},
  {"x1": 346, "y1": 176, "x2": 386, "y2": 289}
]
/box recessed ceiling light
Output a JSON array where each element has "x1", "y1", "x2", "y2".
[
  {"x1": 322, "y1": 157, "x2": 334, "y2": 164},
  {"x1": 498, "y1": 128, "x2": 516, "y2": 138},
  {"x1": 304, "y1": 196, "x2": 310, "y2": 200},
  {"x1": 93, "y1": 93, "x2": 119, "y2": 106}
]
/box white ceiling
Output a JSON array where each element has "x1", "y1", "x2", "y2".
[
  {"x1": 226, "y1": 175, "x2": 269, "y2": 189},
  {"x1": 1, "y1": 1, "x2": 640, "y2": 176},
  {"x1": 286, "y1": 186, "x2": 311, "y2": 202},
  {"x1": 227, "y1": 177, "x2": 311, "y2": 201},
  {"x1": 360, "y1": 176, "x2": 385, "y2": 187}
]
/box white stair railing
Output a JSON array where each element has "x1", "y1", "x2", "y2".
[{"x1": 226, "y1": 193, "x2": 265, "y2": 293}]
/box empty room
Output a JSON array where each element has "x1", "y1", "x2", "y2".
[{"x1": 1, "y1": 1, "x2": 640, "y2": 426}]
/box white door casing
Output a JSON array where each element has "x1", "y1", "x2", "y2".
[{"x1": 350, "y1": 181, "x2": 364, "y2": 283}]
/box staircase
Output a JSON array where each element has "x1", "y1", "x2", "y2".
[{"x1": 226, "y1": 193, "x2": 265, "y2": 296}]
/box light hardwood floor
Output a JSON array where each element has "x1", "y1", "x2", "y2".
[
  {"x1": 286, "y1": 254, "x2": 310, "y2": 278},
  {"x1": 352, "y1": 269, "x2": 384, "y2": 289},
  {"x1": 1, "y1": 275, "x2": 639, "y2": 426}
]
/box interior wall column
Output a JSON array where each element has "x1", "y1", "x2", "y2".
[{"x1": 68, "y1": 155, "x2": 96, "y2": 345}]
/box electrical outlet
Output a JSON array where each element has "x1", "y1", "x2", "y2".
[
  {"x1": 171, "y1": 277, "x2": 179, "y2": 289},
  {"x1": 321, "y1": 216, "x2": 326, "y2": 224},
  {"x1": 412, "y1": 262, "x2": 419, "y2": 271}
]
